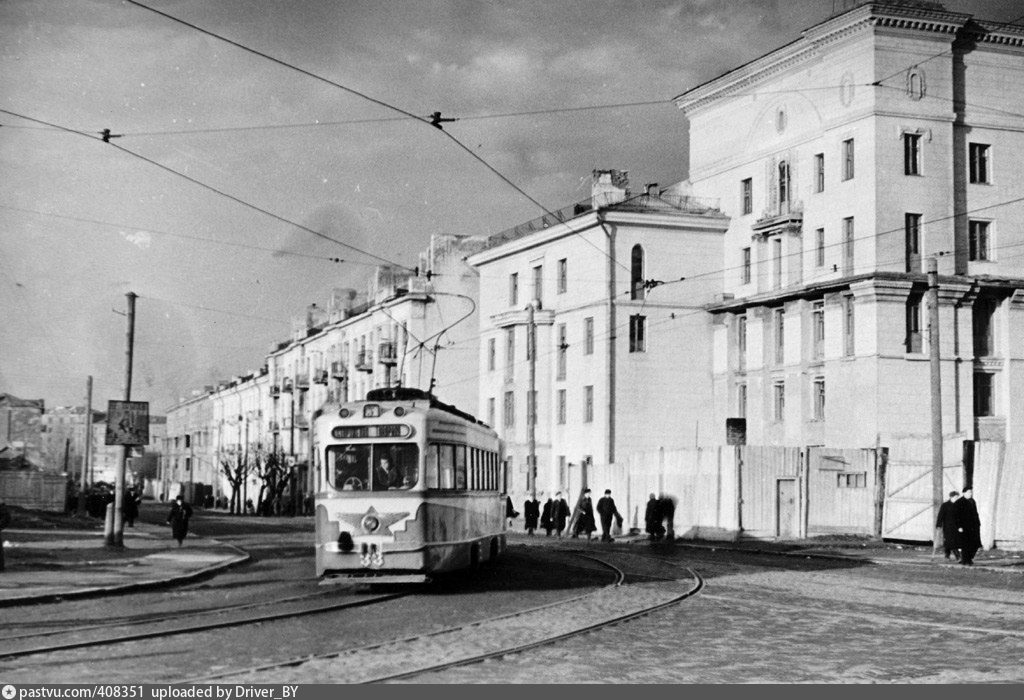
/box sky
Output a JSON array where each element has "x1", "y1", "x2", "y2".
[{"x1": 1, "y1": 0, "x2": 1020, "y2": 414}]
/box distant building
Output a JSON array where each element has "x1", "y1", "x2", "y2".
[
  {"x1": 0, "y1": 393, "x2": 45, "y2": 469},
  {"x1": 40, "y1": 405, "x2": 89, "y2": 474}
]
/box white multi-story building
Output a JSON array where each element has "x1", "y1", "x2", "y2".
[
  {"x1": 469, "y1": 171, "x2": 728, "y2": 500},
  {"x1": 675, "y1": 1, "x2": 1024, "y2": 449}
]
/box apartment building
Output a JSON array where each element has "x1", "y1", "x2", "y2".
[{"x1": 675, "y1": 1, "x2": 1024, "y2": 448}]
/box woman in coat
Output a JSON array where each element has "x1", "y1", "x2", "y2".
[
  {"x1": 540, "y1": 496, "x2": 554, "y2": 536},
  {"x1": 553, "y1": 492, "x2": 571, "y2": 537},
  {"x1": 523, "y1": 495, "x2": 540, "y2": 535},
  {"x1": 573, "y1": 489, "x2": 596, "y2": 540},
  {"x1": 166, "y1": 495, "x2": 193, "y2": 546}
]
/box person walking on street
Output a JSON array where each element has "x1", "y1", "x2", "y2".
[
  {"x1": 956, "y1": 487, "x2": 982, "y2": 566},
  {"x1": 553, "y1": 491, "x2": 571, "y2": 537},
  {"x1": 166, "y1": 494, "x2": 194, "y2": 547},
  {"x1": 659, "y1": 493, "x2": 676, "y2": 541},
  {"x1": 540, "y1": 495, "x2": 554, "y2": 536},
  {"x1": 645, "y1": 493, "x2": 665, "y2": 541},
  {"x1": 0, "y1": 501, "x2": 11, "y2": 571},
  {"x1": 124, "y1": 488, "x2": 140, "y2": 528},
  {"x1": 572, "y1": 489, "x2": 596, "y2": 540},
  {"x1": 505, "y1": 495, "x2": 519, "y2": 528},
  {"x1": 524, "y1": 494, "x2": 540, "y2": 536},
  {"x1": 935, "y1": 490, "x2": 961, "y2": 561},
  {"x1": 596, "y1": 489, "x2": 622, "y2": 542}
]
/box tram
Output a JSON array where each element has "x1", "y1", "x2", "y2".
[{"x1": 313, "y1": 387, "x2": 507, "y2": 583}]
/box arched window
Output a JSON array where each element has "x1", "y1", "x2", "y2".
[
  {"x1": 631, "y1": 244, "x2": 644, "y2": 300},
  {"x1": 778, "y1": 160, "x2": 790, "y2": 212}
]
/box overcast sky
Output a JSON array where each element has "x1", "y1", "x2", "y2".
[{"x1": 1, "y1": 0, "x2": 1019, "y2": 413}]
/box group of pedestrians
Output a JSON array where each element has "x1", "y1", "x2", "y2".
[
  {"x1": 935, "y1": 487, "x2": 983, "y2": 565},
  {"x1": 517, "y1": 492, "x2": 573, "y2": 536},
  {"x1": 516, "y1": 488, "x2": 628, "y2": 542}
]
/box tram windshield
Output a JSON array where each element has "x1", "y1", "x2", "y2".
[{"x1": 327, "y1": 443, "x2": 419, "y2": 491}]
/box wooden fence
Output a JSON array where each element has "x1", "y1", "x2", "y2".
[{"x1": 0, "y1": 470, "x2": 68, "y2": 511}]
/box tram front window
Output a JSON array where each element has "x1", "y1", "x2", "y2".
[{"x1": 328, "y1": 443, "x2": 419, "y2": 491}]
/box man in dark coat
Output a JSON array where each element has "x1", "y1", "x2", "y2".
[
  {"x1": 553, "y1": 491, "x2": 570, "y2": 537},
  {"x1": 123, "y1": 488, "x2": 140, "y2": 528},
  {"x1": 659, "y1": 493, "x2": 676, "y2": 541},
  {"x1": 572, "y1": 489, "x2": 596, "y2": 540},
  {"x1": 956, "y1": 487, "x2": 982, "y2": 566},
  {"x1": 645, "y1": 493, "x2": 665, "y2": 541},
  {"x1": 166, "y1": 495, "x2": 194, "y2": 547},
  {"x1": 505, "y1": 496, "x2": 519, "y2": 527},
  {"x1": 540, "y1": 496, "x2": 554, "y2": 536},
  {"x1": 596, "y1": 489, "x2": 622, "y2": 542},
  {"x1": 935, "y1": 490, "x2": 961, "y2": 561},
  {"x1": 523, "y1": 495, "x2": 540, "y2": 535}
]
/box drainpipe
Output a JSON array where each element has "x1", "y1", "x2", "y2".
[{"x1": 597, "y1": 212, "x2": 616, "y2": 466}]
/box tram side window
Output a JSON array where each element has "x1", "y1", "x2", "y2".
[
  {"x1": 439, "y1": 444, "x2": 455, "y2": 489},
  {"x1": 455, "y1": 445, "x2": 467, "y2": 489},
  {"x1": 329, "y1": 445, "x2": 370, "y2": 491},
  {"x1": 424, "y1": 446, "x2": 439, "y2": 488}
]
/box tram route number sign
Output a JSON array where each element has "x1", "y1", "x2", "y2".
[{"x1": 105, "y1": 400, "x2": 150, "y2": 446}]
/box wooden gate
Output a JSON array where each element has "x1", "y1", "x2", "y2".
[
  {"x1": 882, "y1": 437, "x2": 965, "y2": 541},
  {"x1": 806, "y1": 447, "x2": 877, "y2": 535},
  {"x1": 739, "y1": 445, "x2": 801, "y2": 538}
]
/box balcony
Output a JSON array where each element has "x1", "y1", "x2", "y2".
[
  {"x1": 295, "y1": 373, "x2": 310, "y2": 391},
  {"x1": 379, "y1": 341, "x2": 398, "y2": 366},
  {"x1": 270, "y1": 385, "x2": 281, "y2": 398},
  {"x1": 330, "y1": 361, "x2": 348, "y2": 379},
  {"x1": 281, "y1": 378, "x2": 294, "y2": 393},
  {"x1": 294, "y1": 415, "x2": 309, "y2": 430},
  {"x1": 269, "y1": 421, "x2": 280, "y2": 433},
  {"x1": 355, "y1": 350, "x2": 374, "y2": 373},
  {"x1": 313, "y1": 369, "x2": 329, "y2": 385}
]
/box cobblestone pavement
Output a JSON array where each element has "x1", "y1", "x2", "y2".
[{"x1": 407, "y1": 545, "x2": 1024, "y2": 683}]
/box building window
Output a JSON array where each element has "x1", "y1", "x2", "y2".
[
  {"x1": 842, "y1": 216, "x2": 854, "y2": 275},
  {"x1": 584, "y1": 317, "x2": 594, "y2": 355},
  {"x1": 812, "y1": 300, "x2": 825, "y2": 361},
  {"x1": 631, "y1": 244, "x2": 645, "y2": 300},
  {"x1": 973, "y1": 298, "x2": 996, "y2": 358},
  {"x1": 969, "y1": 220, "x2": 990, "y2": 261},
  {"x1": 815, "y1": 228, "x2": 825, "y2": 267},
  {"x1": 505, "y1": 327, "x2": 515, "y2": 372},
  {"x1": 842, "y1": 138, "x2": 855, "y2": 180},
  {"x1": 584, "y1": 385, "x2": 594, "y2": 423},
  {"x1": 813, "y1": 377, "x2": 826, "y2": 421},
  {"x1": 741, "y1": 247, "x2": 752, "y2": 284},
  {"x1": 556, "y1": 323, "x2": 567, "y2": 380},
  {"x1": 837, "y1": 472, "x2": 867, "y2": 488},
  {"x1": 509, "y1": 272, "x2": 519, "y2": 306},
  {"x1": 737, "y1": 315, "x2": 747, "y2": 370},
  {"x1": 487, "y1": 397, "x2": 496, "y2": 427},
  {"x1": 772, "y1": 238, "x2": 783, "y2": 289},
  {"x1": 905, "y1": 213, "x2": 922, "y2": 273},
  {"x1": 741, "y1": 178, "x2": 753, "y2": 215},
  {"x1": 773, "y1": 308, "x2": 785, "y2": 365},
  {"x1": 487, "y1": 338, "x2": 496, "y2": 372},
  {"x1": 532, "y1": 264, "x2": 543, "y2": 305},
  {"x1": 969, "y1": 143, "x2": 990, "y2": 184},
  {"x1": 557, "y1": 389, "x2": 566, "y2": 425},
  {"x1": 906, "y1": 296, "x2": 923, "y2": 353},
  {"x1": 974, "y1": 373, "x2": 995, "y2": 417},
  {"x1": 557, "y1": 258, "x2": 567, "y2": 294},
  {"x1": 843, "y1": 295, "x2": 855, "y2": 357},
  {"x1": 815, "y1": 153, "x2": 825, "y2": 193},
  {"x1": 629, "y1": 314, "x2": 646, "y2": 353},
  {"x1": 503, "y1": 391, "x2": 515, "y2": 427},
  {"x1": 773, "y1": 381, "x2": 785, "y2": 422},
  {"x1": 778, "y1": 160, "x2": 790, "y2": 212},
  {"x1": 737, "y1": 383, "x2": 747, "y2": 418},
  {"x1": 903, "y1": 133, "x2": 921, "y2": 175}
]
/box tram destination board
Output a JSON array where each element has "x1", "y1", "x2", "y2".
[
  {"x1": 332, "y1": 424, "x2": 411, "y2": 439},
  {"x1": 105, "y1": 400, "x2": 150, "y2": 446}
]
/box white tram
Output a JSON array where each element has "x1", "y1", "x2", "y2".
[{"x1": 314, "y1": 387, "x2": 507, "y2": 583}]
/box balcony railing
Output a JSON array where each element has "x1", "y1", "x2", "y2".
[
  {"x1": 294, "y1": 415, "x2": 309, "y2": 430},
  {"x1": 313, "y1": 369, "x2": 329, "y2": 384},
  {"x1": 295, "y1": 373, "x2": 310, "y2": 390},
  {"x1": 355, "y1": 350, "x2": 373, "y2": 373},
  {"x1": 330, "y1": 360, "x2": 348, "y2": 379},
  {"x1": 269, "y1": 421, "x2": 280, "y2": 432},
  {"x1": 270, "y1": 385, "x2": 281, "y2": 398},
  {"x1": 281, "y1": 378, "x2": 294, "y2": 393},
  {"x1": 379, "y1": 341, "x2": 398, "y2": 366}
]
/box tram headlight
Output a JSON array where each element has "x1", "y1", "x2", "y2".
[
  {"x1": 339, "y1": 408, "x2": 350, "y2": 418},
  {"x1": 394, "y1": 406, "x2": 406, "y2": 417},
  {"x1": 361, "y1": 514, "x2": 380, "y2": 533}
]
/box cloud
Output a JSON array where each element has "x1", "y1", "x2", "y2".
[{"x1": 120, "y1": 230, "x2": 153, "y2": 249}]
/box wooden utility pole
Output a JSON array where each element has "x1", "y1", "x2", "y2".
[
  {"x1": 77, "y1": 376, "x2": 93, "y2": 516},
  {"x1": 927, "y1": 258, "x2": 943, "y2": 527},
  {"x1": 107, "y1": 292, "x2": 136, "y2": 547}
]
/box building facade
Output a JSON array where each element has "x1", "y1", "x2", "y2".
[
  {"x1": 675, "y1": 1, "x2": 1024, "y2": 448},
  {"x1": 469, "y1": 171, "x2": 728, "y2": 502}
]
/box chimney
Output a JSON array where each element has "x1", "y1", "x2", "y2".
[
  {"x1": 592, "y1": 169, "x2": 629, "y2": 208},
  {"x1": 645, "y1": 182, "x2": 659, "y2": 197}
]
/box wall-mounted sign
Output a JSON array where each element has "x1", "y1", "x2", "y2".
[{"x1": 105, "y1": 400, "x2": 150, "y2": 446}]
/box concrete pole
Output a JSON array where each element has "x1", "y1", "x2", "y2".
[
  {"x1": 526, "y1": 300, "x2": 537, "y2": 501},
  {"x1": 107, "y1": 292, "x2": 136, "y2": 547},
  {"x1": 77, "y1": 376, "x2": 92, "y2": 516},
  {"x1": 927, "y1": 258, "x2": 944, "y2": 528}
]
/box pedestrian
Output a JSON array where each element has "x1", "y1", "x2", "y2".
[
  {"x1": 166, "y1": 494, "x2": 193, "y2": 547},
  {"x1": 505, "y1": 495, "x2": 519, "y2": 528},
  {"x1": 596, "y1": 489, "x2": 622, "y2": 542},
  {"x1": 956, "y1": 487, "x2": 982, "y2": 566},
  {"x1": 0, "y1": 500, "x2": 11, "y2": 572},
  {"x1": 935, "y1": 490, "x2": 961, "y2": 561},
  {"x1": 123, "y1": 488, "x2": 140, "y2": 528},
  {"x1": 645, "y1": 493, "x2": 665, "y2": 541},
  {"x1": 659, "y1": 493, "x2": 676, "y2": 541},
  {"x1": 524, "y1": 493, "x2": 540, "y2": 536},
  {"x1": 553, "y1": 491, "x2": 571, "y2": 537},
  {"x1": 540, "y1": 495, "x2": 554, "y2": 536},
  {"x1": 572, "y1": 488, "x2": 596, "y2": 540}
]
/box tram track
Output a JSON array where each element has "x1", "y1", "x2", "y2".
[
  {"x1": 185, "y1": 549, "x2": 704, "y2": 684},
  {"x1": 0, "y1": 590, "x2": 408, "y2": 661}
]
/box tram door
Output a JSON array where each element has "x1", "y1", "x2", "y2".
[{"x1": 776, "y1": 478, "x2": 798, "y2": 538}]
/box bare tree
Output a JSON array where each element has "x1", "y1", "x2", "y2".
[
  {"x1": 253, "y1": 448, "x2": 291, "y2": 516},
  {"x1": 219, "y1": 452, "x2": 250, "y2": 515}
]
